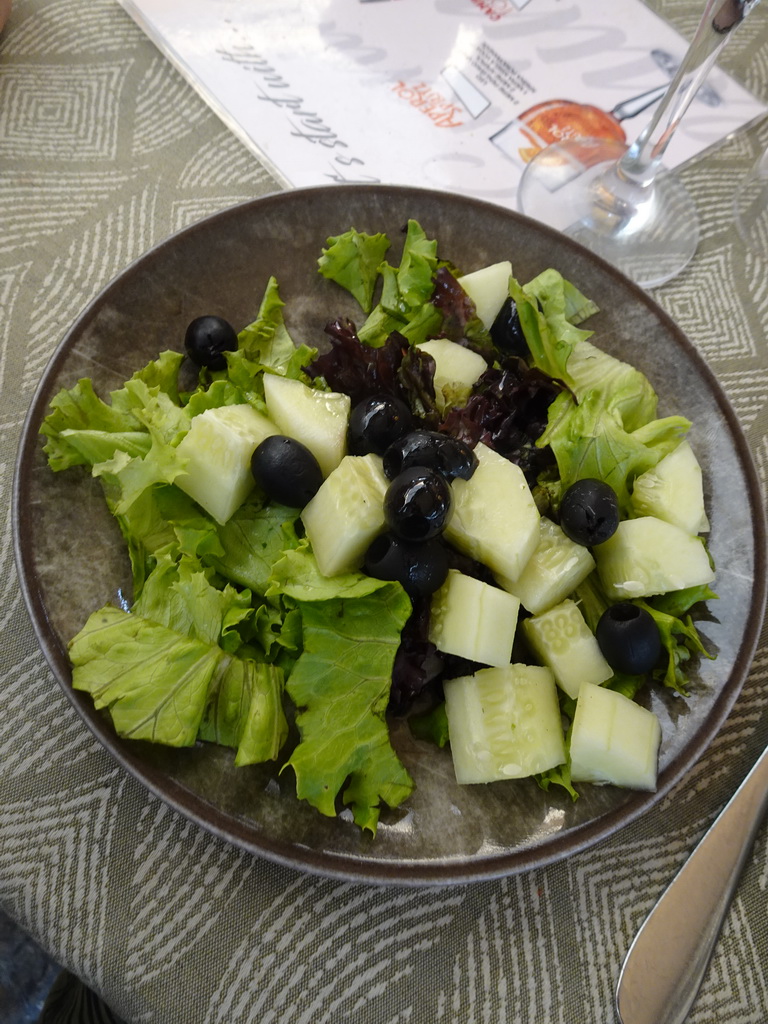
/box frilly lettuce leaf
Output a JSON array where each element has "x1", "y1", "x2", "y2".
[
  {"x1": 394, "y1": 219, "x2": 439, "y2": 309},
  {"x1": 54, "y1": 429, "x2": 151, "y2": 466},
  {"x1": 524, "y1": 268, "x2": 599, "y2": 326},
  {"x1": 235, "y1": 275, "x2": 317, "y2": 377},
  {"x1": 318, "y1": 228, "x2": 391, "y2": 313},
  {"x1": 285, "y1": 583, "x2": 413, "y2": 833},
  {"x1": 91, "y1": 425, "x2": 188, "y2": 515},
  {"x1": 538, "y1": 390, "x2": 689, "y2": 514},
  {"x1": 115, "y1": 349, "x2": 185, "y2": 406},
  {"x1": 515, "y1": 269, "x2": 657, "y2": 432},
  {"x1": 357, "y1": 220, "x2": 440, "y2": 347},
  {"x1": 132, "y1": 551, "x2": 252, "y2": 650},
  {"x1": 573, "y1": 571, "x2": 716, "y2": 697},
  {"x1": 41, "y1": 378, "x2": 143, "y2": 470}
]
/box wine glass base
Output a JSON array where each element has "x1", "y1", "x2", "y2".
[{"x1": 517, "y1": 138, "x2": 700, "y2": 289}]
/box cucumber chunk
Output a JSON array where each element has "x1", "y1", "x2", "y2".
[
  {"x1": 496, "y1": 516, "x2": 595, "y2": 614},
  {"x1": 444, "y1": 664, "x2": 566, "y2": 784},
  {"x1": 415, "y1": 339, "x2": 487, "y2": 411},
  {"x1": 595, "y1": 516, "x2": 715, "y2": 599},
  {"x1": 429, "y1": 569, "x2": 520, "y2": 667},
  {"x1": 456, "y1": 260, "x2": 513, "y2": 329},
  {"x1": 631, "y1": 440, "x2": 709, "y2": 535},
  {"x1": 263, "y1": 373, "x2": 350, "y2": 477},
  {"x1": 300, "y1": 454, "x2": 389, "y2": 576},
  {"x1": 522, "y1": 598, "x2": 613, "y2": 699},
  {"x1": 569, "y1": 681, "x2": 661, "y2": 790},
  {"x1": 444, "y1": 442, "x2": 540, "y2": 582},
  {"x1": 175, "y1": 404, "x2": 279, "y2": 524}
]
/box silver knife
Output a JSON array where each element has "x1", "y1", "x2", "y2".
[{"x1": 615, "y1": 738, "x2": 768, "y2": 1024}]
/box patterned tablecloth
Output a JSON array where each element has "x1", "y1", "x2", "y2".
[{"x1": 2, "y1": 1, "x2": 767, "y2": 1021}]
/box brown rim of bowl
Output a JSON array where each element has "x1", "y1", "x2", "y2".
[{"x1": 12, "y1": 184, "x2": 768, "y2": 885}]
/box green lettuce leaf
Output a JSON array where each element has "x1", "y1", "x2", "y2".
[
  {"x1": 536, "y1": 763, "x2": 579, "y2": 801},
  {"x1": 408, "y1": 702, "x2": 449, "y2": 748},
  {"x1": 524, "y1": 267, "x2": 599, "y2": 326},
  {"x1": 396, "y1": 219, "x2": 439, "y2": 308},
  {"x1": 91, "y1": 426, "x2": 188, "y2": 515},
  {"x1": 41, "y1": 378, "x2": 143, "y2": 470},
  {"x1": 355, "y1": 220, "x2": 441, "y2": 347},
  {"x1": 539, "y1": 390, "x2": 679, "y2": 513},
  {"x1": 515, "y1": 269, "x2": 658, "y2": 432},
  {"x1": 637, "y1": 599, "x2": 715, "y2": 695},
  {"x1": 69, "y1": 605, "x2": 220, "y2": 745},
  {"x1": 113, "y1": 349, "x2": 185, "y2": 407},
  {"x1": 236, "y1": 275, "x2": 317, "y2": 375},
  {"x1": 132, "y1": 552, "x2": 252, "y2": 649},
  {"x1": 284, "y1": 583, "x2": 413, "y2": 833},
  {"x1": 649, "y1": 583, "x2": 718, "y2": 618},
  {"x1": 55, "y1": 429, "x2": 151, "y2": 466},
  {"x1": 199, "y1": 657, "x2": 287, "y2": 765},
  {"x1": 268, "y1": 541, "x2": 395, "y2": 602},
  {"x1": 318, "y1": 228, "x2": 391, "y2": 313},
  {"x1": 208, "y1": 500, "x2": 302, "y2": 596},
  {"x1": 184, "y1": 379, "x2": 249, "y2": 416},
  {"x1": 114, "y1": 378, "x2": 190, "y2": 442}
]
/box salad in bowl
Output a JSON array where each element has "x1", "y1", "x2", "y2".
[{"x1": 38, "y1": 215, "x2": 717, "y2": 836}]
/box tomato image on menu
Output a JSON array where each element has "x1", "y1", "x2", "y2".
[{"x1": 515, "y1": 99, "x2": 628, "y2": 162}]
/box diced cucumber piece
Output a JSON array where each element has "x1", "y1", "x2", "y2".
[
  {"x1": 263, "y1": 373, "x2": 350, "y2": 477},
  {"x1": 300, "y1": 454, "x2": 389, "y2": 576},
  {"x1": 444, "y1": 664, "x2": 566, "y2": 784},
  {"x1": 429, "y1": 570, "x2": 520, "y2": 667},
  {"x1": 175, "y1": 404, "x2": 279, "y2": 524},
  {"x1": 457, "y1": 260, "x2": 513, "y2": 329},
  {"x1": 595, "y1": 516, "x2": 715, "y2": 600},
  {"x1": 631, "y1": 440, "x2": 709, "y2": 535},
  {"x1": 569, "y1": 681, "x2": 661, "y2": 790},
  {"x1": 522, "y1": 599, "x2": 613, "y2": 700},
  {"x1": 444, "y1": 442, "x2": 540, "y2": 582},
  {"x1": 496, "y1": 516, "x2": 595, "y2": 614},
  {"x1": 416, "y1": 339, "x2": 487, "y2": 410}
]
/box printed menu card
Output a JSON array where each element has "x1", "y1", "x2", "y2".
[{"x1": 118, "y1": 0, "x2": 766, "y2": 210}]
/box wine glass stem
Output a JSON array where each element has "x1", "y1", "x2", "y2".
[{"x1": 618, "y1": 0, "x2": 761, "y2": 187}]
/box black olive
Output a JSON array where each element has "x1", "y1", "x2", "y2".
[
  {"x1": 347, "y1": 394, "x2": 414, "y2": 456},
  {"x1": 363, "y1": 533, "x2": 449, "y2": 597},
  {"x1": 184, "y1": 315, "x2": 239, "y2": 370},
  {"x1": 383, "y1": 466, "x2": 453, "y2": 542},
  {"x1": 382, "y1": 430, "x2": 477, "y2": 482},
  {"x1": 251, "y1": 435, "x2": 323, "y2": 507},
  {"x1": 559, "y1": 478, "x2": 620, "y2": 546},
  {"x1": 596, "y1": 602, "x2": 662, "y2": 675},
  {"x1": 489, "y1": 296, "x2": 529, "y2": 358}
]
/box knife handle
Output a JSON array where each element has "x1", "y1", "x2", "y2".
[{"x1": 615, "y1": 740, "x2": 768, "y2": 1024}]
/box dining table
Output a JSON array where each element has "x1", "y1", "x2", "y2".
[{"x1": 2, "y1": 1, "x2": 768, "y2": 1022}]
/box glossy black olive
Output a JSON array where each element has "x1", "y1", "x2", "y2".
[
  {"x1": 363, "y1": 533, "x2": 449, "y2": 597},
  {"x1": 596, "y1": 602, "x2": 662, "y2": 675},
  {"x1": 383, "y1": 466, "x2": 453, "y2": 542},
  {"x1": 347, "y1": 394, "x2": 414, "y2": 456},
  {"x1": 184, "y1": 315, "x2": 238, "y2": 370},
  {"x1": 382, "y1": 430, "x2": 477, "y2": 482},
  {"x1": 251, "y1": 435, "x2": 323, "y2": 507},
  {"x1": 559, "y1": 478, "x2": 620, "y2": 546},
  {"x1": 489, "y1": 296, "x2": 529, "y2": 358}
]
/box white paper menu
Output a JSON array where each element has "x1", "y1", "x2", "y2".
[{"x1": 117, "y1": 0, "x2": 766, "y2": 211}]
